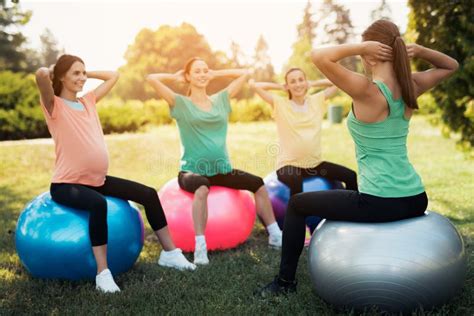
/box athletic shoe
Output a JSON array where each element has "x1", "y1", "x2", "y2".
[
  {"x1": 255, "y1": 276, "x2": 297, "y2": 297},
  {"x1": 158, "y1": 248, "x2": 196, "y2": 271},
  {"x1": 193, "y1": 244, "x2": 209, "y2": 265},
  {"x1": 96, "y1": 269, "x2": 120, "y2": 293},
  {"x1": 268, "y1": 232, "x2": 282, "y2": 248}
]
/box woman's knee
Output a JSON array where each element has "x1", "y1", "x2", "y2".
[
  {"x1": 277, "y1": 167, "x2": 301, "y2": 188},
  {"x1": 287, "y1": 193, "x2": 307, "y2": 215},
  {"x1": 194, "y1": 185, "x2": 210, "y2": 200},
  {"x1": 91, "y1": 196, "x2": 108, "y2": 215},
  {"x1": 143, "y1": 186, "x2": 159, "y2": 202}
]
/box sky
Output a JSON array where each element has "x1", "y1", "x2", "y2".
[{"x1": 16, "y1": 0, "x2": 409, "y2": 90}]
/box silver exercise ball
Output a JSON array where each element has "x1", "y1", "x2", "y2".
[{"x1": 308, "y1": 211, "x2": 466, "y2": 313}]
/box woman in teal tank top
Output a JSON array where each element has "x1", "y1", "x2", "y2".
[
  {"x1": 256, "y1": 19, "x2": 459, "y2": 296},
  {"x1": 147, "y1": 58, "x2": 282, "y2": 265}
]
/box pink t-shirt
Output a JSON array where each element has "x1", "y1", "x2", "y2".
[{"x1": 40, "y1": 92, "x2": 109, "y2": 186}]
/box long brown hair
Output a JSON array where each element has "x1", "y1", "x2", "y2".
[
  {"x1": 183, "y1": 57, "x2": 205, "y2": 96},
  {"x1": 284, "y1": 67, "x2": 306, "y2": 99},
  {"x1": 362, "y1": 20, "x2": 418, "y2": 109},
  {"x1": 52, "y1": 54, "x2": 85, "y2": 96}
]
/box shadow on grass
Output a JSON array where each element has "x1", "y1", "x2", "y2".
[
  {"x1": 430, "y1": 198, "x2": 474, "y2": 226},
  {"x1": 0, "y1": 184, "x2": 35, "y2": 254}
]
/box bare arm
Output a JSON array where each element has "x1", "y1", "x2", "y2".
[
  {"x1": 308, "y1": 79, "x2": 333, "y2": 88},
  {"x1": 311, "y1": 42, "x2": 392, "y2": 102},
  {"x1": 146, "y1": 71, "x2": 184, "y2": 107},
  {"x1": 408, "y1": 44, "x2": 459, "y2": 96},
  {"x1": 212, "y1": 69, "x2": 250, "y2": 98},
  {"x1": 249, "y1": 80, "x2": 285, "y2": 107},
  {"x1": 35, "y1": 67, "x2": 55, "y2": 115},
  {"x1": 308, "y1": 79, "x2": 338, "y2": 98},
  {"x1": 323, "y1": 86, "x2": 338, "y2": 98},
  {"x1": 87, "y1": 71, "x2": 120, "y2": 102}
]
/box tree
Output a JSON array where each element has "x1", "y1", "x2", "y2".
[
  {"x1": 316, "y1": 0, "x2": 357, "y2": 70},
  {"x1": 370, "y1": 0, "x2": 392, "y2": 22},
  {"x1": 0, "y1": 0, "x2": 32, "y2": 71},
  {"x1": 408, "y1": 0, "x2": 474, "y2": 148},
  {"x1": 284, "y1": 1, "x2": 320, "y2": 80},
  {"x1": 252, "y1": 35, "x2": 275, "y2": 82},
  {"x1": 229, "y1": 41, "x2": 248, "y2": 69},
  {"x1": 39, "y1": 28, "x2": 64, "y2": 66},
  {"x1": 114, "y1": 23, "x2": 227, "y2": 100},
  {"x1": 285, "y1": 36, "x2": 317, "y2": 79},
  {"x1": 297, "y1": 0, "x2": 317, "y2": 43}
]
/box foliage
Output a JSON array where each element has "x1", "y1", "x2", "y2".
[
  {"x1": 408, "y1": 0, "x2": 474, "y2": 148},
  {"x1": 370, "y1": 0, "x2": 393, "y2": 22},
  {"x1": 315, "y1": 0, "x2": 357, "y2": 71},
  {"x1": 0, "y1": 71, "x2": 48, "y2": 139},
  {"x1": 113, "y1": 23, "x2": 229, "y2": 101},
  {"x1": 39, "y1": 28, "x2": 64, "y2": 66},
  {"x1": 229, "y1": 97, "x2": 272, "y2": 123},
  {"x1": 297, "y1": 0, "x2": 317, "y2": 43},
  {"x1": 97, "y1": 98, "x2": 172, "y2": 134},
  {"x1": 285, "y1": 35, "x2": 320, "y2": 80},
  {"x1": 284, "y1": 2, "x2": 321, "y2": 80},
  {"x1": 252, "y1": 35, "x2": 275, "y2": 83},
  {"x1": 0, "y1": 0, "x2": 32, "y2": 72}
]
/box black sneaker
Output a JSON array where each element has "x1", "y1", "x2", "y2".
[{"x1": 255, "y1": 276, "x2": 297, "y2": 297}]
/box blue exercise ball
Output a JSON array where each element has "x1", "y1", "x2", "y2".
[
  {"x1": 16, "y1": 192, "x2": 145, "y2": 280},
  {"x1": 264, "y1": 172, "x2": 343, "y2": 231},
  {"x1": 308, "y1": 211, "x2": 466, "y2": 313}
]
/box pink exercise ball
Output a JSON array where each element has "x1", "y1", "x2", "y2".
[{"x1": 158, "y1": 178, "x2": 256, "y2": 252}]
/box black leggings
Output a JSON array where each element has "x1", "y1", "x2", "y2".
[
  {"x1": 50, "y1": 175, "x2": 167, "y2": 247},
  {"x1": 178, "y1": 169, "x2": 264, "y2": 193},
  {"x1": 277, "y1": 161, "x2": 358, "y2": 231},
  {"x1": 279, "y1": 190, "x2": 428, "y2": 281},
  {"x1": 276, "y1": 161, "x2": 358, "y2": 195}
]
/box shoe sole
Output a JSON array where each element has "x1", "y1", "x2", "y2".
[
  {"x1": 96, "y1": 286, "x2": 120, "y2": 293},
  {"x1": 193, "y1": 260, "x2": 209, "y2": 265},
  {"x1": 158, "y1": 261, "x2": 196, "y2": 271}
]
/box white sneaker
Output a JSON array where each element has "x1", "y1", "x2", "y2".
[
  {"x1": 193, "y1": 244, "x2": 209, "y2": 265},
  {"x1": 96, "y1": 269, "x2": 120, "y2": 293},
  {"x1": 268, "y1": 232, "x2": 282, "y2": 249},
  {"x1": 158, "y1": 248, "x2": 196, "y2": 271}
]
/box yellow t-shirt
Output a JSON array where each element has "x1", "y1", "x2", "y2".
[{"x1": 272, "y1": 92, "x2": 328, "y2": 169}]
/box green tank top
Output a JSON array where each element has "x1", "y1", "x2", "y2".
[
  {"x1": 170, "y1": 90, "x2": 233, "y2": 176},
  {"x1": 346, "y1": 80, "x2": 424, "y2": 197}
]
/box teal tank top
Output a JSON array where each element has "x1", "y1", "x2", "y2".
[
  {"x1": 346, "y1": 80, "x2": 424, "y2": 197},
  {"x1": 170, "y1": 91, "x2": 233, "y2": 176}
]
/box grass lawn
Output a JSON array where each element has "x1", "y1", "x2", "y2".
[{"x1": 1, "y1": 116, "x2": 472, "y2": 315}]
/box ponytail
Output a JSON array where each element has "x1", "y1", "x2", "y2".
[{"x1": 392, "y1": 37, "x2": 418, "y2": 109}]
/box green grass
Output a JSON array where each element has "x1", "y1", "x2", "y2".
[{"x1": 1, "y1": 116, "x2": 473, "y2": 315}]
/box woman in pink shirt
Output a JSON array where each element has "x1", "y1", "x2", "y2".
[{"x1": 35, "y1": 54, "x2": 196, "y2": 293}]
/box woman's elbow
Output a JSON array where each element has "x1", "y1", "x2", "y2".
[
  {"x1": 110, "y1": 71, "x2": 120, "y2": 81},
  {"x1": 146, "y1": 74, "x2": 155, "y2": 83},
  {"x1": 35, "y1": 67, "x2": 50, "y2": 80},
  {"x1": 311, "y1": 49, "x2": 324, "y2": 66}
]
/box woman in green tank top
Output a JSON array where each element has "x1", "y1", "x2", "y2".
[
  {"x1": 147, "y1": 58, "x2": 282, "y2": 265},
  {"x1": 256, "y1": 19, "x2": 459, "y2": 296}
]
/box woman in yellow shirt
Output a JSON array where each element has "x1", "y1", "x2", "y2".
[{"x1": 250, "y1": 69, "x2": 357, "y2": 202}]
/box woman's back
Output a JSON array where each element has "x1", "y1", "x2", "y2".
[{"x1": 347, "y1": 80, "x2": 424, "y2": 197}]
